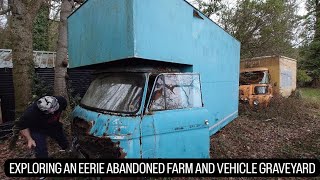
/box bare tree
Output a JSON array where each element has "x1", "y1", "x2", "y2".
[
  {"x1": 54, "y1": 0, "x2": 73, "y2": 98},
  {"x1": 54, "y1": 0, "x2": 83, "y2": 98}
]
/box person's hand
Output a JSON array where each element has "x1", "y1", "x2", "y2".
[{"x1": 27, "y1": 139, "x2": 36, "y2": 149}]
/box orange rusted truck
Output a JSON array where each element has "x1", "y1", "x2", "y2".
[
  {"x1": 241, "y1": 56, "x2": 297, "y2": 97},
  {"x1": 239, "y1": 68, "x2": 273, "y2": 107}
]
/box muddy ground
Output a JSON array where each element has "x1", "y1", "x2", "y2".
[{"x1": 0, "y1": 97, "x2": 319, "y2": 179}]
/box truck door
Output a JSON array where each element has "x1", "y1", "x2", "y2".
[{"x1": 141, "y1": 73, "x2": 210, "y2": 158}]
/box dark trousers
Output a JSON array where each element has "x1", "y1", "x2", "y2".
[{"x1": 30, "y1": 125, "x2": 69, "y2": 158}]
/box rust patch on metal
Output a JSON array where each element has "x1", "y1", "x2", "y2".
[
  {"x1": 73, "y1": 118, "x2": 127, "y2": 159},
  {"x1": 193, "y1": 10, "x2": 204, "y2": 20},
  {"x1": 73, "y1": 118, "x2": 93, "y2": 134},
  {"x1": 174, "y1": 127, "x2": 184, "y2": 131},
  {"x1": 105, "y1": 118, "x2": 111, "y2": 132}
]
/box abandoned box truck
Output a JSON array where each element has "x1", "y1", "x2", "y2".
[
  {"x1": 239, "y1": 68, "x2": 273, "y2": 107},
  {"x1": 68, "y1": 0, "x2": 240, "y2": 158},
  {"x1": 241, "y1": 56, "x2": 297, "y2": 98}
]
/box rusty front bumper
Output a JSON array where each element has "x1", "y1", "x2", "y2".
[{"x1": 71, "y1": 118, "x2": 127, "y2": 159}]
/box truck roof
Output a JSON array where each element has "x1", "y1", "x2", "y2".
[
  {"x1": 240, "y1": 67, "x2": 269, "y2": 73},
  {"x1": 67, "y1": 0, "x2": 241, "y2": 68},
  {"x1": 68, "y1": 0, "x2": 239, "y2": 43},
  {"x1": 241, "y1": 55, "x2": 297, "y2": 62}
]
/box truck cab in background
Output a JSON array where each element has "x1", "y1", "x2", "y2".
[{"x1": 239, "y1": 68, "x2": 273, "y2": 108}]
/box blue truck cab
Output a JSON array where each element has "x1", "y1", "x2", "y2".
[{"x1": 68, "y1": 0, "x2": 240, "y2": 158}]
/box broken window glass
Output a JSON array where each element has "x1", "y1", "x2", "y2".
[
  {"x1": 254, "y1": 86, "x2": 269, "y2": 94},
  {"x1": 149, "y1": 75, "x2": 165, "y2": 111},
  {"x1": 149, "y1": 74, "x2": 203, "y2": 111},
  {"x1": 240, "y1": 71, "x2": 269, "y2": 85}
]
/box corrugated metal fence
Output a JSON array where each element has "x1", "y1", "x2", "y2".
[
  {"x1": 0, "y1": 49, "x2": 94, "y2": 123},
  {"x1": 0, "y1": 68, "x2": 94, "y2": 123},
  {"x1": 0, "y1": 68, "x2": 14, "y2": 123}
]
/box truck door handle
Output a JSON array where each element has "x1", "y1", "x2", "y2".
[{"x1": 205, "y1": 120, "x2": 209, "y2": 125}]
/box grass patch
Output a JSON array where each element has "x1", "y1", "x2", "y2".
[{"x1": 300, "y1": 88, "x2": 320, "y2": 102}]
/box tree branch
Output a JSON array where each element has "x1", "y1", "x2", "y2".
[
  {"x1": 0, "y1": 7, "x2": 11, "y2": 15},
  {"x1": 74, "y1": 0, "x2": 84, "y2": 3},
  {"x1": 28, "y1": 0, "x2": 46, "y2": 20}
]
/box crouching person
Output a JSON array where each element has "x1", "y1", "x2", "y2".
[{"x1": 18, "y1": 96, "x2": 69, "y2": 158}]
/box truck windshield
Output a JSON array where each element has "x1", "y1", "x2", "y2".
[
  {"x1": 240, "y1": 71, "x2": 269, "y2": 85},
  {"x1": 81, "y1": 73, "x2": 146, "y2": 114}
]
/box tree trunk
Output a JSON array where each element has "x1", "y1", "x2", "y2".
[
  {"x1": 11, "y1": 0, "x2": 43, "y2": 118},
  {"x1": 54, "y1": 0, "x2": 74, "y2": 99}
]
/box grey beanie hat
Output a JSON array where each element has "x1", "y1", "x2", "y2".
[{"x1": 37, "y1": 96, "x2": 60, "y2": 114}]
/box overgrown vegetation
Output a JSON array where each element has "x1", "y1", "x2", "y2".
[
  {"x1": 239, "y1": 96, "x2": 319, "y2": 121},
  {"x1": 211, "y1": 96, "x2": 320, "y2": 158},
  {"x1": 300, "y1": 87, "x2": 320, "y2": 102},
  {"x1": 297, "y1": 69, "x2": 313, "y2": 87},
  {"x1": 33, "y1": 4, "x2": 50, "y2": 51},
  {"x1": 193, "y1": 0, "x2": 319, "y2": 86},
  {"x1": 194, "y1": 0, "x2": 299, "y2": 59},
  {"x1": 298, "y1": 0, "x2": 320, "y2": 87},
  {"x1": 31, "y1": 72, "x2": 53, "y2": 101}
]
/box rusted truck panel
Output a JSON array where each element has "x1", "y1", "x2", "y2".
[
  {"x1": 239, "y1": 68, "x2": 273, "y2": 107},
  {"x1": 241, "y1": 56, "x2": 297, "y2": 97}
]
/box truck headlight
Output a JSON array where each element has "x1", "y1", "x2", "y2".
[
  {"x1": 253, "y1": 100, "x2": 259, "y2": 106},
  {"x1": 254, "y1": 86, "x2": 268, "y2": 94}
]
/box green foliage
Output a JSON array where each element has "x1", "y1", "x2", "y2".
[
  {"x1": 299, "y1": 0, "x2": 317, "y2": 45},
  {"x1": 300, "y1": 87, "x2": 320, "y2": 103},
  {"x1": 33, "y1": 4, "x2": 49, "y2": 51},
  {"x1": 193, "y1": 0, "x2": 224, "y2": 17},
  {"x1": 31, "y1": 72, "x2": 52, "y2": 102},
  {"x1": 48, "y1": 20, "x2": 59, "y2": 51},
  {"x1": 300, "y1": 0, "x2": 320, "y2": 83},
  {"x1": 303, "y1": 41, "x2": 320, "y2": 78},
  {"x1": 217, "y1": 0, "x2": 298, "y2": 59},
  {"x1": 297, "y1": 69, "x2": 312, "y2": 87}
]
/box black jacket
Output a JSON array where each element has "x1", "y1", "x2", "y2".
[{"x1": 18, "y1": 96, "x2": 67, "y2": 133}]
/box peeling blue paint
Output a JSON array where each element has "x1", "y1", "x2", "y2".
[
  {"x1": 73, "y1": 105, "x2": 211, "y2": 158},
  {"x1": 73, "y1": 106, "x2": 141, "y2": 158}
]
